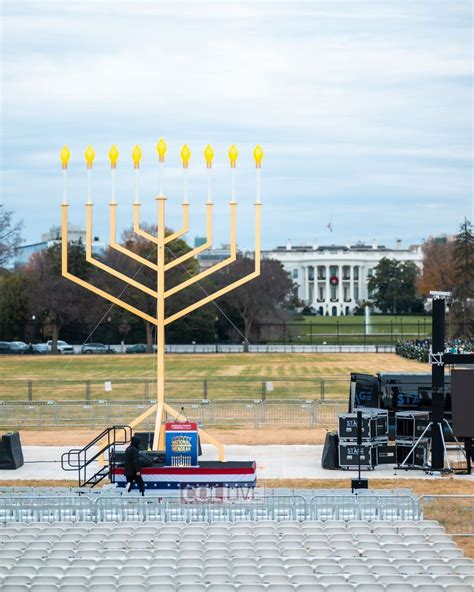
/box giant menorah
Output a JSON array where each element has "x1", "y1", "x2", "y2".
[{"x1": 59, "y1": 140, "x2": 263, "y2": 457}]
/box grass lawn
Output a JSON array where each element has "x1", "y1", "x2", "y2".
[
  {"x1": 287, "y1": 314, "x2": 432, "y2": 342},
  {"x1": 0, "y1": 353, "x2": 428, "y2": 402},
  {"x1": 296, "y1": 315, "x2": 430, "y2": 327}
]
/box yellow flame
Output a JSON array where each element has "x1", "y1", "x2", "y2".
[
  {"x1": 204, "y1": 144, "x2": 214, "y2": 168},
  {"x1": 108, "y1": 145, "x2": 119, "y2": 169},
  {"x1": 132, "y1": 145, "x2": 142, "y2": 169},
  {"x1": 228, "y1": 144, "x2": 238, "y2": 168},
  {"x1": 253, "y1": 145, "x2": 264, "y2": 168},
  {"x1": 60, "y1": 145, "x2": 71, "y2": 169},
  {"x1": 156, "y1": 138, "x2": 167, "y2": 162},
  {"x1": 180, "y1": 144, "x2": 191, "y2": 168},
  {"x1": 84, "y1": 145, "x2": 95, "y2": 169}
]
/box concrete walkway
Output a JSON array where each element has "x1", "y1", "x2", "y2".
[{"x1": 0, "y1": 445, "x2": 472, "y2": 482}]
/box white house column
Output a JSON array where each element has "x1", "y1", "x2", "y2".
[
  {"x1": 325, "y1": 265, "x2": 330, "y2": 313},
  {"x1": 349, "y1": 265, "x2": 355, "y2": 312},
  {"x1": 302, "y1": 265, "x2": 309, "y2": 303},
  {"x1": 338, "y1": 264, "x2": 343, "y2": 314}
]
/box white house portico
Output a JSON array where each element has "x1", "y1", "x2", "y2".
[{"x1": 262, "y1": 241, "x2": 423, "y2": 316}]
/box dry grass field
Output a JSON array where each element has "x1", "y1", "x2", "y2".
[
  {"x1": 0, "y1": 352, "x2": 428, "y2": 403},
  {"x1": 0, "y1": 352, "x2": 427, "y2": 381}
]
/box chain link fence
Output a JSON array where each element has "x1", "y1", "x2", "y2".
[
  {"x1": 0, "y1": 376, "x2": 350, "y2": 403},
  {"x1": 0, "y1": 399, "x2": 347, "y2": 431}
]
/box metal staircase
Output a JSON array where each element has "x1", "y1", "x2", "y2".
[{"x1": 61, "y1": 425, "x2": 132, "y2": 487}]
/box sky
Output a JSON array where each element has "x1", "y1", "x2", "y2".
[{"x1": 1, "y1": 0, "x2": 472, "y2": 251}]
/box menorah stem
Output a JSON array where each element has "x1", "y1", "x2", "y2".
[{"x1": 153, "y1": 195, "x2": 167, "y2": 451}]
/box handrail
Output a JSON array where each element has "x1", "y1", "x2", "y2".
[{"x1": 61, "y1": 425, "x2": 132, "y2": 486}]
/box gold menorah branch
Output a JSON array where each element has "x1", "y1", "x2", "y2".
[{"x1": 60, "y1": 141, "x2": 263, "y2": 457}]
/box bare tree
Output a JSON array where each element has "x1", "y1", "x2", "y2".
[
  {"x1": 417, "y1": 238, "x2": 456, "y2": 296},
  {"x1": 215, "y1": 258, "x2": 295, "y2": 350},
  {"x1": 0, "y1": 205, "x2": 23, "y2": 268},
  {"x1": 99, "y1": 224, "x2": 215, "y2": 351},
  {"x1": 27, "y1": 241, "x2": 101, "y2": 352}
]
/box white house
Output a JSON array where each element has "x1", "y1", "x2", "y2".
[{"x1": 262, "y1": 240, "x2": 423, "y2": 316}]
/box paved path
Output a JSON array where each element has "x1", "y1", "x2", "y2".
[{"x1": 0, "y1": 445, "x2": 472, "y2": 482}]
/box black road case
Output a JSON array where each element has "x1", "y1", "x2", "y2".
[
  {"x1": 396, "y1": 439, "x2": 429, "y2": 468},
  {"x1": 395, "y1": 411, "x2": 430, "y2": 441},
  {"x1": 339, "y1": 411, "x2": 388, "y2": 441},
  {"x1": 339, "y1": 442, "x2": 377, "y2": 470}
]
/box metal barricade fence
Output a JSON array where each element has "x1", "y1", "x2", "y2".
[
  {"x1": 420, "y1": 495, "x2": 474, "y2": 536},
  {"x1": 0, "y1": 496, "x2": 95, "y2": 523},
  {"x1": 0, "y1": 400, "x2": 345, "y2": 430},
  {"x1": 310, "y1": 495, "x2": 421, "y2": 521},
  {"x1": 0, "y1": 493, "x2": 427, "y2": 524}
]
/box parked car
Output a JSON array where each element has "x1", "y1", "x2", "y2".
[
  {"x1": 46, "y1": 340, "x2": 75, "y2": 354},
  {"x1": 0, "y1": 341, "x2": 28, "y2": 354},
  {"x1": 81, "y1": 343, "x2": 114, "y2": 354},
  {"x1": 32, "y1": 343, "x2": 49, "y2": 354},
  {"x1": 9, "y1": 341, "x2": 29, "y2": 354},
  {"x1": 126, "y1": 344, "x2": 148, "y2": 354}
]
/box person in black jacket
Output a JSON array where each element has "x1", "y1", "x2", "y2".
[{"x1": 124, "y1": 435, "x2": 145, "y2": 495}]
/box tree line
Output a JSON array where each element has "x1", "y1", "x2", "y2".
[
  {"x1": 368, "y1": 219, "x2": 473, "y2": 337},
  {"x1": 0, "y1": 211, "x2": 295, "y2": 351},
  {"x1": 1, "y1": 204, "x2": 472, "y2": 347}
]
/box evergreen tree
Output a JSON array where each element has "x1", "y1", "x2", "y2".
[
  {"x1": 0, "y1": 272, "x2": 30, "y2": 340},
  {"x1": 368, "y1": 258, "x2": 422, "y2": 314},
  {"x1": 451, "y1": 218, "x2": 474, "y2": 337}
]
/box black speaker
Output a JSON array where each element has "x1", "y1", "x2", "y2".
[
  {"x1": 452, "y1": 369, "x2": 474, "y2": 438},
  {"x1": 0, "y1": 432, "x2": 24, "y2": 470},
  {"x1": 351, "y1": 478, "x2": 368, "y2": 490},
  {"x1": 321, "y1": 432, "x2": 339, "y2": 469}
]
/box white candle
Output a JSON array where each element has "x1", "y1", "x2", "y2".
[
  {"x1": 111, "y1": 168, "x2": 116, "y2": 204},
  {"x1": 87, "y1": 168, "x2": 92, "y2": 204},
  {"x1": 134, "y1": 168, "x2": 140, "y2": 204},
  {"x1": 207, "y1": 167, "x2": 212, "y2": 204},
  {"x1": 183, "y1": 168, "x2": 189, "y2": 204},
  {"x1": 62, "y1": 169, "x2": 68, "y2": 205},
  {"x1": 256, "y1": 167, "x2": 261, "y2": 204},
  {"x1": 231, "y1": 167, "x2": 236, "y2": 203},
  {"x1": 159, "y1": 161, "x2": 164, "y2": 196}
]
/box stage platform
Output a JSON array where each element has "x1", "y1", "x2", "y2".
[
  {"x1": 111, "y1": 460, "x2": 257, "y2": 490},
  {"x1": 0, "y1": 444, "x2": 472, "y2": 482}
]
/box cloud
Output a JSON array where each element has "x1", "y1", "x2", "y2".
[{"x1": 1, "y1": 1, "x2": 472, "y2": 248}]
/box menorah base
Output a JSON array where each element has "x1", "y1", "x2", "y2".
[{"x1": 111, "y1": 461, "x2": 257, "y2": 490}]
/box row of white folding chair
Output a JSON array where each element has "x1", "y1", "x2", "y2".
[
  {"x1": 2, "y1": 557, "x2": 471, "y2": 573},
  {"x1": 2, "y1": 546, "x2": 469, "y2": 562},
  {"x1": 0, "y1": 561, "x2": 471, "y2": 577},
  {"x1": 1, "y1": 582, "x2": 473, "y2": 592},
  {"x1": 2, "y1": 571, "x2": 471, "y2": 585}
]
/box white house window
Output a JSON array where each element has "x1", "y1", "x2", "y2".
[{"x1": 292, "y1": 269, "x2": 299, "y2": 279}]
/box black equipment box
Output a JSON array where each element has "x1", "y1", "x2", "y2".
[
  {"x1": 339, "y1": 443, "x2": 377, "y2": 470},
  {"x1": 339, "y1": 411, "x2": 388, "y2": 441},
  {"x1": 396, "y1": 439, "x2": 429, "y2": 468},
  {"x1": 377, "y1": 444, "x2": 396, "y2": 464},
  {"x1": 395, "y1": 411, "x2": 430, "y2": 441}
]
